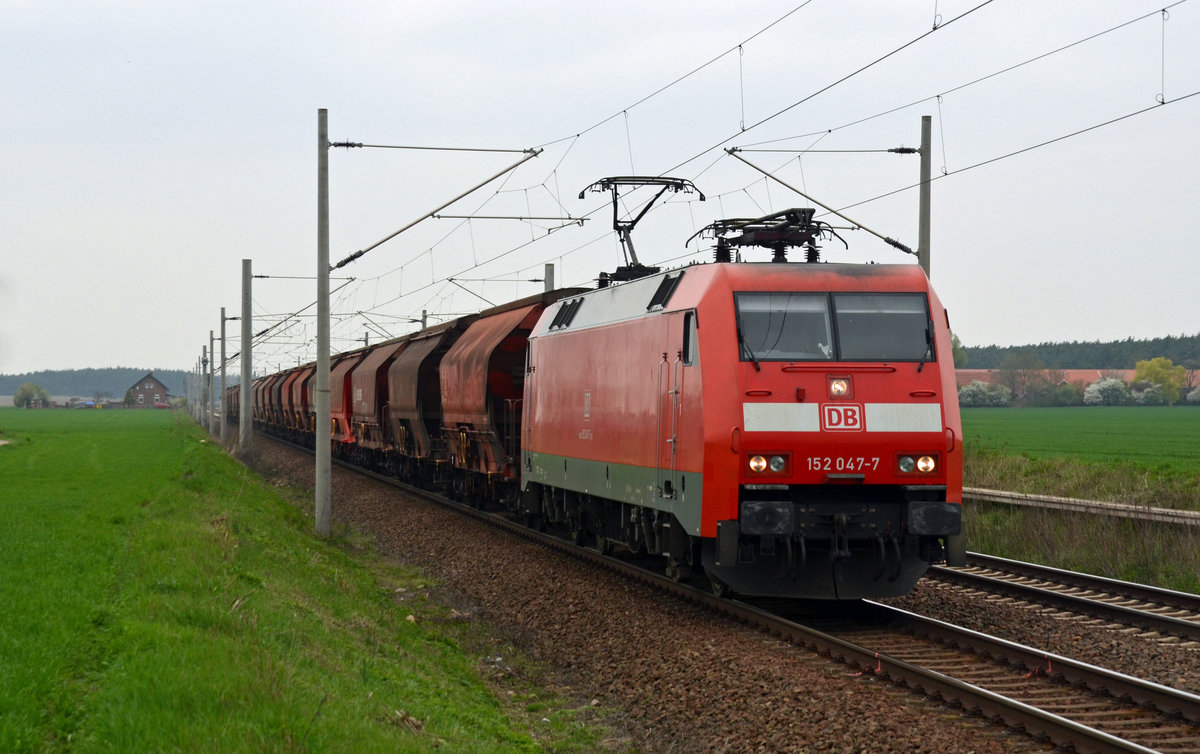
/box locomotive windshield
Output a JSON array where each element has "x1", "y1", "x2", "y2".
[
  {"x1": 736, "y1": 293, "x2": 833, "y2": 362},
  {"x1": 734, "y1": 292, "x2": 933, "y2": 362}
]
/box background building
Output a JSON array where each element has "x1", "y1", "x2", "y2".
[{"x1": 127, "y1": 372, "x2": 172, "y2": 408}]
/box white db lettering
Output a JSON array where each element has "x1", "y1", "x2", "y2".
[{"x1": 822, "y1": 404, "x2": 863, "y2": 431}]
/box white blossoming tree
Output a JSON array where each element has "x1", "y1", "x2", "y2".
[
  {"x1": 1083, "y1": 377, "x2": 1128, "y2": 406},
  {"x1": 958, "y1": 380, "x2": 1011, "y2": 407}
]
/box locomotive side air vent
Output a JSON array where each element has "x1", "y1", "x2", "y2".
[
  {"x1": 549, "y1": 298, "x2": 584, "y2": 330},
  {"x1": 646, "y1": 271, "x2": 684, "y2": 311}
]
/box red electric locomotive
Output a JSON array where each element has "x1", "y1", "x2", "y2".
[
  {"x1": 244, "y1": 200, "x2": 963, "y2": 601},
  {"x1": 519, "y1": 209, "x2": 964, "y2": 599}
]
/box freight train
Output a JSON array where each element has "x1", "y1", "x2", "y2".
[{"x1": 236, "y1": 204, "x2": 964, "y2": 600}]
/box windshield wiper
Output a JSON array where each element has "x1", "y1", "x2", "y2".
[
  {"x1": 736, "y1": 322, "x2": 761, "y2": 371},
  {"x1": 917, "y1": 321, "x2": 934, "y2": 372}
]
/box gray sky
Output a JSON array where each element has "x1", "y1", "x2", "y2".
[{"x1": 3, "y1": 0, "x2": 1197, "y2": 375}]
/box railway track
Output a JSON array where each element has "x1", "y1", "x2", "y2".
[
  {"x1": 268, "y1": 434, "x2": 1200, "y2": 752},
  {"x1": 484, "y1": 511, "x2": 1200, "y2": 751},
  {"x1": 782, "y1": 601, "x2": 1200, "y2": 753},
  {"x1": 929, "y1": 553, "x2": 1200, "y2": 647}
]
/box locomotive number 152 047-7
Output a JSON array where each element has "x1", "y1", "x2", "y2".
[{"x1": 805, "y1": 456, "x2": 880, "y2": 472}]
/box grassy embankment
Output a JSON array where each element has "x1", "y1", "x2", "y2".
[
  {"x1": 0, "y1": 408, "x2": 619, "y2": 752},
  {"x1": 961, "y1": 406, "x2": 1200, "y2": 592}
]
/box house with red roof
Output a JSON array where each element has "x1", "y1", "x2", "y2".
[
  {"x1": 955, "y1": 369, "x2": 1135, "y2": 390},
  {"x1": 126, "y1": 372, "x2": 172, "y2": 408}
]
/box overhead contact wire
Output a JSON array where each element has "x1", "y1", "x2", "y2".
[
  {"x1": 833, "y1": 89, "x2": 1200, "y2": 214},
  {"x1": 534, "y1": 1, "x2": 815, "y2": 148},
  {"x1": 736, "y1": 1, "x2": 1189, "y2": 151}
]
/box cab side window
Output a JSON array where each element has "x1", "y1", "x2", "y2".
[{"x1": 683, "y1": 311, "x2": 699, "y2": 366}]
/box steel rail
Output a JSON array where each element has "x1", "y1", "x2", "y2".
[
  {"x1": 861, "y1": 601, "x2": 1200, "y2": 726},
  {"x1": 962, "y1": 552, "x2": 1200, "y2": 609},
  {"x1": 963, "y1": 487, "x2": 1200, "y2": 527},
  {"x1": 929, "y1": 553, "x2": 1200, "y2": 644}
]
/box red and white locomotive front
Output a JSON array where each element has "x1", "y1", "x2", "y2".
[
  {"x1": 521, "y1": 256, "x2": 962, "y2": 600},
  {"x1": 697, "y1": 262, "x2": 962, "y2": 598}
]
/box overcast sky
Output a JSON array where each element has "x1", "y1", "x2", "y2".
[{"x1": 3, "y1": 0, "x2": 1197, "y2": 376}]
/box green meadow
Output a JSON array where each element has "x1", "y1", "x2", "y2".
[
  {"x1": 960, "y1": 407, "x2": 1200, "y2": 591},
  {"x1": 0, "y1": 409, "x2": 615, "y2": 753},
  {"x1": 962, "y1": 406, "x2": 1200, "y2": 476},
  {"x1": 961, "y1": 406, "x2": 1200, "y2": 509},
  {"x1": 4, "y1": 405, "x2": 1196, "y2": 749}
]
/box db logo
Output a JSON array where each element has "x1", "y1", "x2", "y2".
[{"x1": 822, "y1": 403, "x2": 864, "y2": 431}]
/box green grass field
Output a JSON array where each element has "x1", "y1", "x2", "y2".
[
  {"x1": 962, "y1": 406, "x2": 1200, "y2": 476},
  {"x1": 961, "y1": 406, "x2": 1200, "y2": 510},
  {"x1": 960, "y1": 406, "x2": 1200, "y2": 591},
  {"x1": 0, "y1": 408, "x2": 614, "y2": 752},
  {"x1": 4, "y1": 405, "x2": 1195, "y2": 747}
]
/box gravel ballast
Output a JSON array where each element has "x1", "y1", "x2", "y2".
[{"x1": 249, "y1": 438, "x2": 1186, "y2": 751}]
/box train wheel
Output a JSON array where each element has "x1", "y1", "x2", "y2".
[
  {"x1": 706, "y1": 571, "x2": 733, "y2": 598},
  {"x1": 566, "y1": 517, "x2": 584, "y2": 545},
  {"x1": 944, "y1": 533, "x2": 967, "y2": 567},
  {"x1": 666, "y1": 556, "x2": 691, "y2": 582},
  {"x1": 450, "y1": 472, "x2": 467, "y2": 503}
]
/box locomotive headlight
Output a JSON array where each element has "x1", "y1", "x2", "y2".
[
  {"x1": 749, "y1": 454, "x2": 788, "y2": 474},
  {"x1": 829, "y1": 378, "x2": 850, "y2": 397},
  {"x1": 898, "y1": 455, "x2": 938, "y2": 474}
]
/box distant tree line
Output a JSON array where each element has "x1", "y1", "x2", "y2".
[
  {"x1": 959, "y1": 354, "x2": 1198, "y2": 407},
  {"x1": 0, "y1": 368, "x2": 190, "y2": 399},
  {"x1": 961, "y1": 333, "x2": 1200, "y2": 370}
]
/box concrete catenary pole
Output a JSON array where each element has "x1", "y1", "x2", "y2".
[
  {"x1": 198, "y1": 355, "x2": 204, "y2": 422},
  {"x1": 544, "y1": 262, "x2": 554, "y2": 293},
  {"x1": 201, "y1": 346, "x2": 208, "y2": 425},
  {"x1": 220, "y1": 306, "x2": 227, "y2": 445},
  {"x1": 315, "y1": 108, "x2": 332, "y2": 537},
  {"x1": 918, "y1": 115, "x2": 932, "y2": 279},
  {"x1": 209, "y1": 330, "x2": 217, "y2": 435},
  {"x1": 239, "y1": 259, "x2": 253, "y2": 452},
  {"x1": 194, "y1": 357, "x2": 201, "y2": 422}
]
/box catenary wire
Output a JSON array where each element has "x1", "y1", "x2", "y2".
[{"x1": 283, "y1": 2, "x2": 1194, "y2": 360}]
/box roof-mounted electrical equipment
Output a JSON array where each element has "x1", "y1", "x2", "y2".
[
  {"x1": 688, "y1": 208, "x2": 848, "y2": 264},
  {"x1": 580, "y1": 176, "x2": 704, "y2": 283}
]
